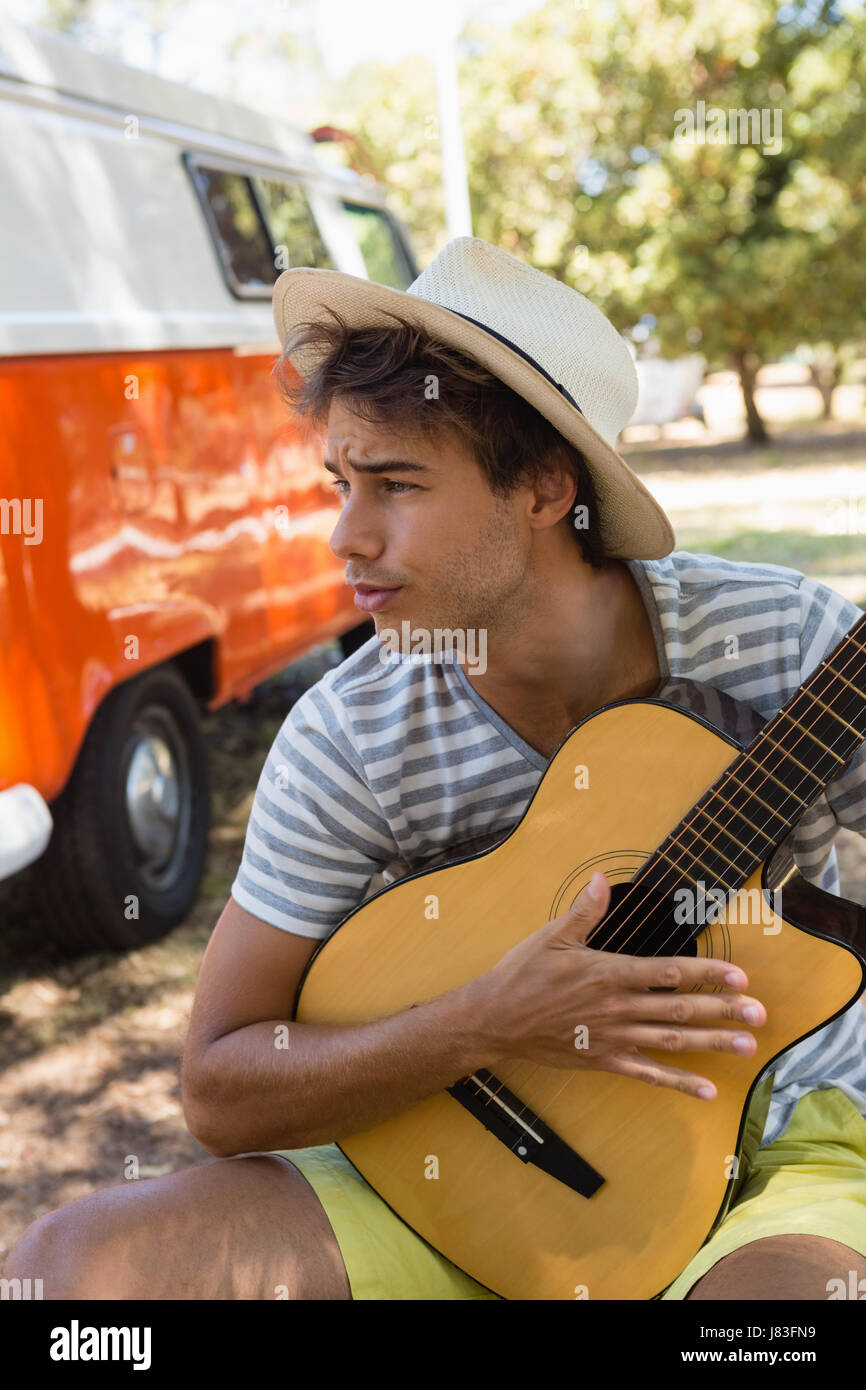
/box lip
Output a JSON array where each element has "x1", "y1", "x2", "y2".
[{"x1": 352, "y1": 585, "x2": 403, "y2": 613}]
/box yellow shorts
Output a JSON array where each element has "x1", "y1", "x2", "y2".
[{"x1": 271, "y1": 1086, "x2": 866, "y2": 1300}]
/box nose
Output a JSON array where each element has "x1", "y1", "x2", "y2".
[{"x1": 329, "y1": 493, "x2": 384, "y2": 564}]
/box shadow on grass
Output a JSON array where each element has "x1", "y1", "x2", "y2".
[{"x1": 622, "y1": 424, "x2": 866, "y2": 475}]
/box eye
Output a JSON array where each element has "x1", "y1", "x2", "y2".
[{"x1": 327, "y1": 478, "x2": 417, "y2": 495}]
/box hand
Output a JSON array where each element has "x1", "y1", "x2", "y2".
[{"x1": 475, "y1": 870, "x2": 767, "y2": 1100}]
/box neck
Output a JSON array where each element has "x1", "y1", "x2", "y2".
[
  {"x1": 465, "y1": 556, "x2": 657, "y2": 726},
  {"x1": 459, "y1": 554, "x2": 660, "y2": 759}
]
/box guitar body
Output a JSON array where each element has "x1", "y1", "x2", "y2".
[{"x1": 294, "y1": 694, "x2": 866, "y2": 1300}]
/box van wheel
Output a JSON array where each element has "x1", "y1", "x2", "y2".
[{"x1": 31, "y1": 666, "x2": 210, "y2": 955}]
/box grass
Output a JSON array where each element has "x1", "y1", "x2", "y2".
[
  {"x1": 624, "y1": 427, "x2": 866, "y2": 609},
  {"x1": 674, "y1": 529, "x2": 866, "y2": 605}
]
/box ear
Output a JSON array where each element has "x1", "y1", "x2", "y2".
[{"x1": 527, "y1": 444, "x2": 578, "y2": 529}]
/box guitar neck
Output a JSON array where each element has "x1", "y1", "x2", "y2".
[{"x1": 643, "y1": 609, "x2": 866, "y2": 904}]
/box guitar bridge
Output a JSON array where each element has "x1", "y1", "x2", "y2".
[{"x1": 446, "y1": 1068, "x2": 605, "y2": 1198}]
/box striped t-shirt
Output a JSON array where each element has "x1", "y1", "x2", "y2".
[{"x1": 231, "y1": 549, "x2": 866, "y2": 1148}]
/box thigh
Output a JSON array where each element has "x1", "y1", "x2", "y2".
[
  {"x1": 274, "y1": 1143, "x2": 502, "y2": 1300},
  {"x1": 662, "y1": 1087, "x2": 866, "y2": 1302},
  {"x1": 685, "y1": 1233, "x2": 866, "y2": 1300},
  {"x1": 6, "y1": 1153, "x2": 351, "y2": 1301}
]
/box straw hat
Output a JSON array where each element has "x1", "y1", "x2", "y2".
[{"x1": 272, "y1": 236, "x2": 675, "y2": 560}]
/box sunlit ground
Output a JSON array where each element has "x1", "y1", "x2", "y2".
[{"x1": 623, "y1": 364, "x2": 866, "y2": 608}]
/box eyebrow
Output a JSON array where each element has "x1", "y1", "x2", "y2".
[{"x1": 322, "y1": 457, "x2": 431, "y2": 476}]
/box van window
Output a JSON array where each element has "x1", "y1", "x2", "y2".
[
  {"x1": 187, "y1": 163, "x2": 277, "y2": 296},
  {"x1": 342, "y1": 203, "x2": 415, "y2": 288},
  {"x1": 255, "y1": 178, "x2": 335, "y2": 271}
]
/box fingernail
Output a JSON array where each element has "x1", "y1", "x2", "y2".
[
  {"x1": 725, "y1": 970, "x2": 746, "y2": 987},
  {"x1": 733, "y1": 1035, "x2": 754, "y2": 1053},
  {"x1": 697, "y1": 1085, "x2": 715, "y2": 1100},
  {"x1": 587, "y1": 873, "x2": 604, "y2": 902},
  {"x1": 742, "y1": 1005, "x2": 762, "y2": 1024}
]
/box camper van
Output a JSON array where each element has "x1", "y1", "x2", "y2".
[{"x1": 0, "y1": 19, "x2": 418, "y2": 952}]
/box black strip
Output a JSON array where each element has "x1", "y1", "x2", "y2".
[{"x1": 446, "y1": 308, "x2": 585, "y2": 415}]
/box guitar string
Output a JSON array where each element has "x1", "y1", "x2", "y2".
[
  {"x1": 575, "y1": 632, "x2": 866, "y2": 962},
  {"x1": 467, "y1": 625, "x2": 866, "y2": 1137},
  {"x1": 464, "y1": 629, "x2": 866, "y2": 1175},
  {"x1": 477, "y1": 627, "x2": 866, "y2": 1120},
  {"x1": 478, "y1": 628, "x2": 866, "y2": 1129}
]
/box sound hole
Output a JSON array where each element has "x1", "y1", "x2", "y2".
[{"x1": 584, "y1": 878, "x2": 699, "y2": 961}]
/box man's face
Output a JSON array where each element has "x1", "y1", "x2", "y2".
[{"x1": 324, "y1": 394, "x2": 536, "y2": 645}]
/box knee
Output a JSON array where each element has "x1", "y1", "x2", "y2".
[
  {"x1": 4, "y1": 1197, "x2": 127, "y2": 1300},
  {"x1": 686, "y1": 1234, "x2": 866, "y2": 1301},
  {"x1": 5, "y1": 1206, "x2": 86, "y2": 1299}
]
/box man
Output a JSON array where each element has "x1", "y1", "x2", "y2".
[{"x1": 6, "y1": 237, "x2": 866, "y2": 1300}]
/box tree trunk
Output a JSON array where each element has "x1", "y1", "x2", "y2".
[
  {"x1": 808, "y1": 360, "x2": 842, "y2": 420},
  {"x1": 732, "y1": 348, "x2": 769, "y2": 445}
]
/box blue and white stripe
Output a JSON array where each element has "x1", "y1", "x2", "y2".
[{"x1": 232, "y1": 550, "x2": 866, "y2": 1147}]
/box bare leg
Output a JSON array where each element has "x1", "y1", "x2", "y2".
[
  {"x1": 2, "y1": 1154, "x2": 351, "y2": 1300},
  {"x1": 686, "y1": 1234, "x2": 866, "y2": 1300}
]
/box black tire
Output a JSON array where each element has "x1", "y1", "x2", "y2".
[
  {"x1": 12, "y1": 665, "x2": 210, "y2": 956},
  {"x1": 338, "y1": 620, "x2": 375, "y2": 658}
]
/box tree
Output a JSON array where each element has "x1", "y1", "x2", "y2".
[
  {"x1": 459, "y1": 0, "x2": 866, "y2": 443},
  {"x1": 335, "y1": 0, "x2": 866, "y2": 443}
]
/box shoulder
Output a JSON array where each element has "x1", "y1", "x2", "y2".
[
  {"x1": 638, "y1": 549, "x2": 863, "y2": 677},
  {"x1": 637, "y1": 549, "x2": 827, "y2": 637},
  {"x1": 274, "y1": 634, "x2": 433, "y2": 771},
  {"x1": 639, "y1": 548, "x2": 809, "y2": 601}
]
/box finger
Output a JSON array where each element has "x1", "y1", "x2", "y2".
[
  {"x1": 611, "y1": 1023, "x2": 759, "y2": 1058},
  {"x1": 610, "y1": 990, "x2": 767, "y2": 1027},
  {"x1": 614, "y1": 954, "x2": 750, "y2": 993},
  {"x1": 607, "y1": 1050, "x2": 719, "y2": 1100},
  {"x1": 552, "y1": 871, "x2": 610, "y2": 945}
]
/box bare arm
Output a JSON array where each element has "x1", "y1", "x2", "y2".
[
  {"x1": 181, "y1": 895, "x2": 498, "y2": 1157},
  {"x1": 183, "y1": 874, "x2": 766, "y2": 1159}
]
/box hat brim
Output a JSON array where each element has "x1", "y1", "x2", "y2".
[{"x1": 272, "y1": 267, "x2": 675, "y2": 561}]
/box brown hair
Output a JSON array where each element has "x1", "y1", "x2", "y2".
[{"x1": 273, "y1": 306, "x2": 609, "y2": 569}]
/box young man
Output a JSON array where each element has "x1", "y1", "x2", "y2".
[{"x1": 6, "y1": 238, "x2": 866, "y2": 1301}]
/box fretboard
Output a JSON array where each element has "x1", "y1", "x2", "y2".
[{"x1": 649, "y1": 607, "x2": 866, "y2": 896}]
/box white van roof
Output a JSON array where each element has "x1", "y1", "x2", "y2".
[
  {"x1": 0, "y1": 19, "x2": 399, "y2": 356},
  {"x1": 0, "y1": 18, "x2": 338, "y2": 172}
]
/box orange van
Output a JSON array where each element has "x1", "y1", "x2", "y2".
[{"x1": 0, "y1": 19, "x2": 418, "y2": 951}]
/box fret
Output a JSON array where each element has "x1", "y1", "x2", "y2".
[
  {"x1": 737, "y1": 752, "x2": 810, "y2": 808},
  {"x1": 797, "y1": 684, "x2": 863, "y2": 749},
  {"x1": 761, "y1": 729, "x2": 830, "y2": 787},
  {"x1": 676, "y1": 819, "x2": 744, "y2": 880},
  {"x1": 689, "y1": 808, "x2": 752, "y2": 859},
  {"x1": 809, "y1": 664, "x2": 866, "y2": 732},
  {"x1": 829, "y1": 668, "x2": 866, "y2": 703},
  {"x1": 655, "y1": 841, "x2": 724, "y2": 886},
  {"x1": 761, "y1": 728, "x2": 845, "y2": 795},
  {"x1": 719, "y1": 777, "x2": 792, "y2": 829},
  {"x1": 699, "y1": 795, "x2": 776, "y2": 849},
  {"x1": 802, "y1": 687, "x2": 862, "y2": 739},
  {"x1": 775, "y1": 707, "x2": 846, "y2": 764},
  {"x1": 626, "y1": 612, "x2": 866, "y2": 929}
]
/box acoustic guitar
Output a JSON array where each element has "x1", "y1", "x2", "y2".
[{"x1": 293, "y1": 609, "x2": 866, "y2": 1299}]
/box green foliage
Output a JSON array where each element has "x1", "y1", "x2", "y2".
[
  {"x1": 37, "y1": 0, "x2": 866, "y2": 436},
  {"x1": 325, "y1": 0, "x2": 866, "y2": 435}
]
